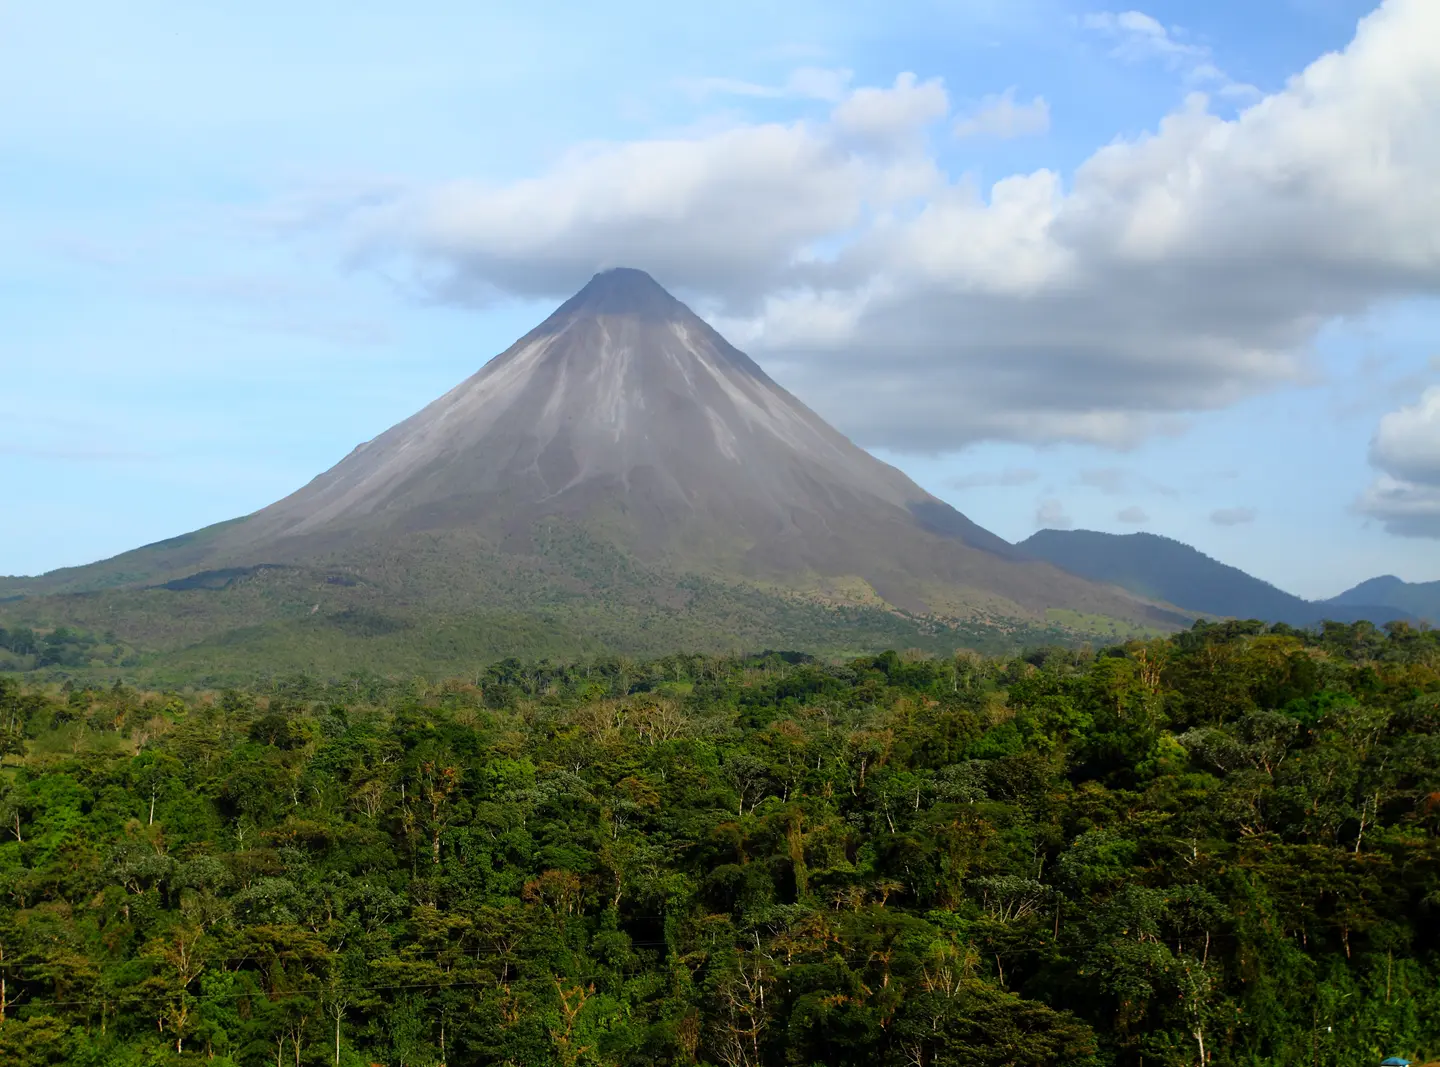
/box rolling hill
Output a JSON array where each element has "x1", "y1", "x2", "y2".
[
  {"x1": 1018, "y1": 529, "x2": 1418, "y2": 627},
  {"x1": 1325, "y1": 575, "x2": 1440, "y2": 624}
]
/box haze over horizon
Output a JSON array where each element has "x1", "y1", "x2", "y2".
[{"x1": 4, "y1": 0, "x2": 1439, "y2": 599}]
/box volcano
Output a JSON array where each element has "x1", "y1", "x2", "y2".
[
  {"x1": 228, "y1": 268, "x2": 1020, "y2": 592},
  {"x1": 1, "y1": 269, "x2": 1184, "y2": 671}
]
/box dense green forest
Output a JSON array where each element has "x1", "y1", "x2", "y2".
[
  {"x1": 0, "y1": 620, "x2": 1437, "y2": 1066},
  {"x1": 0, "y1": 624, "x2": 141, "y2": 672}
]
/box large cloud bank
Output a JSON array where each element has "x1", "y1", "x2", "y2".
[{"x1": 336, "y1": 0, "x2": 1440, "y2": 453}]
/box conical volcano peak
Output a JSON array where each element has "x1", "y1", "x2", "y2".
[
  {"x1": 556, "y1": 267, "x2": 685, "y2": 321},
  {"x1": 14, "y1": 248, "x2": 1185, "y2": 652}
]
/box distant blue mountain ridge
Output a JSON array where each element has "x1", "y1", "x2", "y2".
[
  {"x1": 1324, "y1": 573, "x2": 1440, "y2": 623},
  {"x1": 1018, "y1": 530, "x2": 1436, "y2": 627}
]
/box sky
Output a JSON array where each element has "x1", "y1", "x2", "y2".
[{"x1": 2, "y1": 0, "x2": 1438, "y2": 599}]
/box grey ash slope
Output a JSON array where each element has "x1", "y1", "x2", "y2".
[
  {"x1": 234, "y1": 269, "x2": 1001, "y2": 559},
  {"x1": 213, "y1": 268, "x2": 1164, "y2": 619},
  {"x1": 250, "y1": 273, "x2": 922, "y2": 535},
  {"x1": 6, "y1": 269, "x2": 1181, "y2": 640}
]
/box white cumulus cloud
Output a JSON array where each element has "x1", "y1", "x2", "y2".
[
  {"x1": 831, "y1": 72, "x2": 949, "y2": 149},
  {"x1": 1371, "y1": 386, "x2": 1440, "y2": 485},
  {"x1": 324, "y1": 0, "x2": 1440, "y2": 454},
  {"x1": 1357, "y1": 385, "x2": 1440, "y2": 537},
  {"x1": 953, "y1": 88, "x2": 1050, "y2": 139}
]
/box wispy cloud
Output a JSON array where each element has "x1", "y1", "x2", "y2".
[
  {"x1": 1327, "y1": 349, "x2": 1433, "y2": 421},
  {"x1": 679, "y1": 66, "x2": 854, "y2": 103},
  {"x1": 1078, "y1": 466, "x2": 1175, "y2": 496},
  {"x1": 1036, "y1": 498, "x2": 1073, "y2": 529},
  {"x1": 146, "y1": 274, "x2": 394, "y2": 347},
  {"x1": 948, "y1": 466, "x2": 1040, "y2": 489},
  {"x1": 1116, "y1": 505, "x2": 1149, "y2": 523},
  {"x1": 1210, "y1": 506, "x2": 1258, "y2": 526},
  {"x1": 1081, "y1": 11, "x2": 1207, "y2": 63},
  {"x1": 0, "y1": 443, "x2": 157, "y2": 462},
  {"x1": 1081, "y1": 10, "x2": 1260, "y2": 99}
]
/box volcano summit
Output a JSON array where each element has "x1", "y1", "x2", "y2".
[
  {"x1": 1, "y1": 269, "x2": 1184, "y2": 673},
  {"x1": 228, "y1": 267, "x2": 1024, "y2": 596}
]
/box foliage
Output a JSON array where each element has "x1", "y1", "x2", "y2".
[
  {"x1": 0, "y1": 624, "x2": 139, "y2": 672},
  {"x1": 0, "y1": 523, "x2": 1168, "y2": 686},
  {"x1": 0, "y1": 619, "x2": 1435, "y2": 1065},
  {"x1": 0, "y1": 570, "x2": 1119, "y2": 686}
]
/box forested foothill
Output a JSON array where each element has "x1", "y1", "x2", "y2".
[
  {"x1": 0, "y1": 624, "x2": 140, "y2": 672},
  {"x1": 0, "y1": 619, "x2": 1436, "y2": 1065}
]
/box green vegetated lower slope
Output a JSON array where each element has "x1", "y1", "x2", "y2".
[
  {"x1": 0, "y1": 523, "x2": 1165, "y2": 685},
  {"x1": 0, "y1": 619, "x2": 1437, "y2": 1065}
]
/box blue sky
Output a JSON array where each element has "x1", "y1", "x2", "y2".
[{"x1": 3, "y1": 0, "x2": 1437, "y2": 598}]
